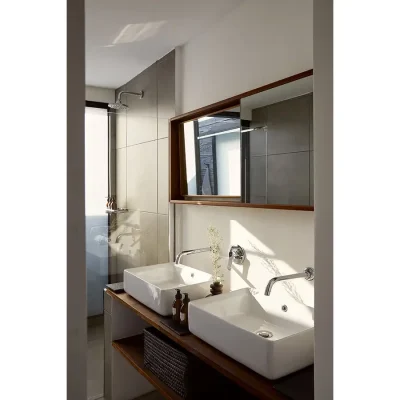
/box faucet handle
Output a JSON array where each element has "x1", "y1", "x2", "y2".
[
  {"x1": 304, "y1": 267, "x2": 315, "y2": 281},
  {"x1": 227, "y1": 245, "x2": 246, "y2": 270}
]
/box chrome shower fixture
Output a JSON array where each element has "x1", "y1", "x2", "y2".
[{"x1": 108, "y1": 90, "x2": 144, "y2": 110}]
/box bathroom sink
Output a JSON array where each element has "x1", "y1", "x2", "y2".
[
  {"x1": 188, "y1": 288, "x2": 314, "y2": 379},
  {"x1": 123, "y1": 263, "x2": 212, "y2": 316}
]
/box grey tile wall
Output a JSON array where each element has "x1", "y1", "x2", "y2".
[
  {"x1": 113, "y1": 50, "x2": 175, "y2": 272},
  {"x1": 248, "y1": 93, "x2": 314, "y2": 206},
  {"x1": 267, "y1": 152, "x2": 310, "y2": 205},
  {"x1": 266, "y1": 94, "x2": 311, "y2": 155}
]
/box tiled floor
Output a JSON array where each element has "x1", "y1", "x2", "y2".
[{"x1": 87, "y1": 315, "x2": 104, "y2": 400}]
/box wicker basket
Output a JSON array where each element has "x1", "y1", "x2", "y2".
[
  {"x1": 143, "y1": 327, "x2": 257, "y2": 399},
  {"x1": 143, "y1": 327, "x2": 191, "y2": 398}
]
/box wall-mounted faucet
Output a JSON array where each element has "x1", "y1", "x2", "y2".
[
  {"x1": 264, "y1": 267, "x2": 315, "y2": 296},
  {"x1": 175, "y1": 247, "x2": 211, "y2": 264},
  {"x1": 175, "y1": 245, "x2": 247, "y2": 268}
]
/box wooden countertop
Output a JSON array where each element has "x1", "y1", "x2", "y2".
[{"x1": 107, "y1": 289, "x2": 292, "y2": 400}]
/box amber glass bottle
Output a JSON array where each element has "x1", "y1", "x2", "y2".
[
  {"x1": 180, "y1": 293, "x2": 190, "y2": 326},
  {"x1": 172, "y1": 289, "x2": 182, "y2": 323}
]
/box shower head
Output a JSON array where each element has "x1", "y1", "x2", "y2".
[
  {"x1": 108, "y1": 90, "x2": 144, "y2": 111},
  {"x1": 108, "y1": 101, "x2": 129, "y2": 110}
]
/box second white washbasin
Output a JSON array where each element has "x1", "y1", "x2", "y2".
[
  {"x1": 188, "y1": 288, "x2": 314, "y2": 379},
  {"x1": 124, "y1": 263, "x2": 212, "y2": 316}
]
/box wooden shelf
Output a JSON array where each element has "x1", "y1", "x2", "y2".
[
  {"x1": 112, "y1": 335, "x2": 183, "y2": 400},
  {"x1": 107, "y1": 290, "x2": 288, "y2": 400}
]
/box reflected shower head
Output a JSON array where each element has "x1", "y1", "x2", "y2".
[
  {"x1": 108, "y1": 101, "x2": 129, "y2": 110},
  {"x1": 108, "y1": 90, "x2": 144, "y2": 111}
]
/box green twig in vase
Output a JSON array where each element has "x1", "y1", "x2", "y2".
[{"x1": 207, "y1": 225, "x2": 223, "y2": 283}]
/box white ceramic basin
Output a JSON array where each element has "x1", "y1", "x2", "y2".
[
  {"x1": 188, "y1": 288, "x2": 314, "y2": 379},
  {"x1": 123, "y1": 263, "x2": 212, "y2": 316}
]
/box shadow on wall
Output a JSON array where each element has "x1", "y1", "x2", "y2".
[{"x1": 176, "y1": 205, "x2": 315, "y2": 306}]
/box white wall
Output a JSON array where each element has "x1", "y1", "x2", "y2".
[
  {"x1": 85, "y1": 85, "x2": 115, "y2": 103},
  {"x1": 314, "y1": 0, "x2": 333, "y2": 398},
  {"x1": 179, "y1": 0, "x2": 313, "y2": 114},
  {"x1": 175, "y1": 0, "x2": 314, "y2": 305}
]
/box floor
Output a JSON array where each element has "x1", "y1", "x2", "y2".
[
  {"x1": 87, "y1": 315, "x2": 163, "y2": 400},
  {"x1": 87, "y1": 315, "x2": 105, "y2": 400}
]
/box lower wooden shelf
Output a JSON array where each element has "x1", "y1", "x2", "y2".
[{"x1": 112, "y1": 335, "x2": 183, "y2": 400}]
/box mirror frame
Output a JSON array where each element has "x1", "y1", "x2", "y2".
[{"x1": 169, "y1": 69, "x2": 314, "y2": 211}]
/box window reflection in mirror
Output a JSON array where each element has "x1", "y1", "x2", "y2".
[{"x1": 183, "y1": 107, "x2": 241, "y2": 198}]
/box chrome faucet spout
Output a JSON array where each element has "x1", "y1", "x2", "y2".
[
  {"x1": 175, "y1": 247, "x2": 211, "y2": 264},
  {"x1": 264, "y1": 267, "x2": 315, "y2": 296}
]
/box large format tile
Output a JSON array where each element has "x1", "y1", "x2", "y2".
[
  {"x1": 126, "y1": 63, "x2": 157, "y2": 118},
  {"x1": 157, "y1": 214, "x2": 169, "y2": 263},
  {"x1": 267, "y1": 152, "x2": 310, "y2": 205},
  {"x1": 157, "y1": 118, "x2": 169, "y2": 139},
  {"x1": 157, "y1": 138, "x2": 169, "y2": 214},
  {"x1": 249, "y1": 155, "x2": 267, "y2": 197},
  {"x1": 249, "y1": 128, "x2": 267, "y2": 156},
  {"x1": 266, "y1": 94, "x2": 312, "y2": 155},
  {"x1": 157, "y1": 50, "x2": 175, "y2": 119},
  {"x1": 127, "y1": 115, "x2": 157, "y2": 146},
  {"x1": 310, "y1": 151, "x2": 314, "y2": 206},
  {"x1": 116, "y1": 148, "x2": 126, "y2": 208},
  {"x1": 127, "y1": 141, "x2": 158, "y2": 213},
  {"x1": 115, "y1": 97, "x2": 127, "y2": 149},
  {"x1": 115, "y1": 211, "x2": 159, "y2": 269},
  {"x1": 309, "y1": 93, "x2": 314, "y2": 150}
]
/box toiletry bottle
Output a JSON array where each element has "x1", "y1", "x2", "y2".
[
  {"x1": 112, "y1": 196, "x2": 117, "y2": 210},
  {"x1": 180, "y1": 293, "x2": 190, "y2": 326},
  {"x1": 106, "y1": 197, "x2": 110, "y2": 209},
  {"x1": 172, "y1": 289, "x2": 182, "y2": 323},
  {"x1": 109, "y1": 197, "x2": 114, "y2": 210}
]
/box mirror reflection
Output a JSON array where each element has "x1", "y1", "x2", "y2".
[
  {"x1": 241, "y1": 76, "x2": 314, "y2": 206},
  {"x1": 177, "y1": 74, "x2": 314, "y2": 208},
  {"x1": 183, "y1": 107, "x2": 241, "y2": 198}
]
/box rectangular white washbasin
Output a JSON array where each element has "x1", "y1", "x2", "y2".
[
  {"x1": 188, "y1": 288, "x2": 314, "y2": 379},
  {"x1": 124, "y1": 263, "x2": 212, "y2": 316}
]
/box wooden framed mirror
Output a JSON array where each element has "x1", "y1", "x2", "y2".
[{"x1": 169, "y1": 70, "x2": 314, "y2": 211}]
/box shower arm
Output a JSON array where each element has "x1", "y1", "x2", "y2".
[{"x1": 117, "y1": 91, "x2": 144, "y2": 102}]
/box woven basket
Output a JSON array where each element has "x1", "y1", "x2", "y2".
[
  {"x1": 143, "y1": 327, "x2": 257, "y2": 399},
  {"x1": 144, "y1": 327, "x2": 191, "y2": 398}
]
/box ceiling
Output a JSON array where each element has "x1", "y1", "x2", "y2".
[{"x1": 85, "y1": 0, "x2": 243, "y2": 89}]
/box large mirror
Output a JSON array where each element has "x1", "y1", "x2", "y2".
[
  {"x1": 241, "y1": 75, "x2": 313, "y2": 206},
  {"x1": 170, "y1": 71, "x2": 314, "y2": 210}
]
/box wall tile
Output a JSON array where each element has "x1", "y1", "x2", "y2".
[
  {"x1": 157, "y1": 51, "x2": 176, "y2": 119},
  {"x1": 310, "y1": 151, "x2": 314, "y2": 206},
  {"x1": 158, "y1": 138, "x2": 169, "y2": 214},
  {"x1": 116, "y1": 148, "x2": 126, "y2": 208},
  {"x1": 250, "y1": 195, "x2": 267, "y2": 204},
  {"x1": 126, "y1": 63, "x2": 157, "y2": 118},
  {"x1": 158, "y1": 118, "x2": 169, "y2": 139},
  {"x1": 267, "y1": 152, "x2": 310, "y2": 205},
  {"x1": 116, "y1": 94, "x2": 127, "y2": 149},
  {"x1": 266, "y1": 94, "x2": 311, "y2": 155},
  {"x1": 249, "y1": 155, "x2": 266, "y2": 197},
  {"x1": 249, "y1": 129, "x2": 267, "y2": 156},
  {"x1": 309, "y1": 93, "x2": 314, "y2": 150},
  {"x1": 157, "y1": 214, "x2": 169, "y2": 263},
  {"x1": 127, "y1": 116, "x2": 157, "y2": 146},
  {"x1": 127, "y1": 141, "x2": 158, "y2": 213}
]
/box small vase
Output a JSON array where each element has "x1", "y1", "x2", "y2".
[{"x1": 206, "y1": 281, "x2": 223, "y2": 297}]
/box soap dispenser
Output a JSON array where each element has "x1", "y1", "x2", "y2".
[
  {"x1": 172, "y1": 289, "x2": 182, "y2": 323},
  {"x1": 180, "y1": 293, "x2": 190, "y2": 327}
]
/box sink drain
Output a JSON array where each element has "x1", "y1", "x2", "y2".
[{"x1": 256, "y1": 330, "x2": 273, "y2": 338}]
